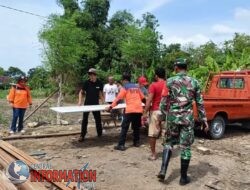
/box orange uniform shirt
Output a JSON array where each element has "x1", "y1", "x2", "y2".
[
  {"x1": 111, "y1": 83, "x2": 144, "y2": 113},
  {"x1": 8, "y1": 84, "x2": 32, "y2": 109}
]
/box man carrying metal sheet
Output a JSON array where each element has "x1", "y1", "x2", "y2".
[
  {"x1": 78, "y1": 68, "x2": 104, "y2": 142},
  {"x1": 106, "y1": 73, "x2": 145, "y2": 151}
]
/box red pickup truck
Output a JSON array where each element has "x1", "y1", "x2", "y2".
[{"x1": 194, "y1": 70, "x2": 250, "y2": 139}]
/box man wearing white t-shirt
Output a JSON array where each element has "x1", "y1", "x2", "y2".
[{"x1": 103, "y1": 76, "x2": 118, "y2": 104}]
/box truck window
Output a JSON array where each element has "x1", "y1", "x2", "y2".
[
  {"x1": 219, "y1": 78, "x2": 233, "y2": 88},
  {"x1": 234, "y1": 78, "x2": 244, "y2": 89}
]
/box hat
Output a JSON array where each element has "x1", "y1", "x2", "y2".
[
  {"x1": 17, "y1": 76, "x2": 27, "y2": 82},
  {"x1": 88, "y1": 68, "x2": 97, "y2": 75},
  {"x1": 138, "y1": 76, "x2": 148, "y2": 85},
  {"x1": 174, "y1": 58, "x2": 187, "y2": 66}
]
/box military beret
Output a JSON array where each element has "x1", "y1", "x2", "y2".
[{"x1": 174, "y1": 58, "x2": 187, "y2": 66}]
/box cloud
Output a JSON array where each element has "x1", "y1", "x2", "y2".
[
  {"x1": 234, "y1": 7, "x2": 250, "y2": 20},
  {"x1": 135, "y1": 0, "x2": 173, "y2": 17},
  {"x1": 211, "y1": 24, "x2": 236, "y2": 34},
  {"x1": 0, "y1": 1, "x2": 62, "y2": 72},
  {"x1": 164, "y1": 34, "x2": 210, "y2": 45}
]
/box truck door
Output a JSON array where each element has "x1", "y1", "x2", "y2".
[{"x1": 234, "y1": 77, "x2": 250, "y2": 118}]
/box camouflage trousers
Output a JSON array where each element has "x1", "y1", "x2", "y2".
[{"x1": 162, "y1": 122, "x2": 195, "y2": 160}]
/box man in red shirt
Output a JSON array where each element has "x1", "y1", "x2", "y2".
[{"x1": 143, "y1": 68, "x2": 167, "y2": 160}]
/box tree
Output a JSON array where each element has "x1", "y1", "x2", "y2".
[
  {"x1": 28, "y1": 67, "x2": 50, "y2": 89},
  {"x1": 57, "y1": 0, "x2": 79, "y2": 17},
  {"x1": 5, "y1": 67, "x2": 25, "y2": 79},
  {"x1": 40, "y1": 15, "x2": 96, "y2": 124},
  {"x1": 82, "y1": 0, "x2": 110, "y2": 27},
  {"x1": 120, "y1": 14, "x2": 162, "y2": 78},
  {"x1": 109, "y1": 10, "x2": 134, "y2": 29},
  {"x1": 162, "y1": 43, "x2": 190, "y2": 73},
  {"x1": 0, "y1": 67, "x2": 4, "y2": 76},
  {"x1": 103, "y1": 10, "x2": 134, "y2": 72},
  {"x1": 222, "y1": 33, "x2": 250, "y2": 70},
  {"x1": 189, "y1": 56, "x2": 220, "y2": 86}
]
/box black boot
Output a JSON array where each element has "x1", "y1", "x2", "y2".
[
  {"x1": 157, "y1": 148, "x2": 172, "y2": 181},
  {"x1": 179, "y1": 159, "x2": 191, "y2": 185}
]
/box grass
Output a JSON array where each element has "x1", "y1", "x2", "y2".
[
  {"x1": 0, "y1": 90, "x2": 8, "y2": 99},
  {"x1": 0, "y1": 89, "x2": 53, "y2": 100},
  {"x1": 0, "y1": 114, "x2": 8, "y2": 126}
]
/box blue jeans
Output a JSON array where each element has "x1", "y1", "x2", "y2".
[{"x1": 10, "y1": 108, "x2": 26, "y2": 132}]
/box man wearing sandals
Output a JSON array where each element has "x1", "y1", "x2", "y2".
[{"x1": 143, "y1": 68, "x2": 167, "y2": 160}]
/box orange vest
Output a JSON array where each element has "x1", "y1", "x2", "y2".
[
  {"x1": 111, "y1": 83, "x2": 144, "y2": 113},
  {"x1": 8, "y1": 84, "x2": 32, "y2": 108}
]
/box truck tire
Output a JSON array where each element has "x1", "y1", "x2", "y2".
[{"x1": 210, "y1": 116, "x2": 226, "y2": 139}]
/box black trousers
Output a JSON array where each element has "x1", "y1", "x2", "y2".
[
  {"x1": 81, "y1": 111, "x2": 102, "y2": 138},
  {"x1": 118, "y1": 113, "x2": 142, "y2": 146}
]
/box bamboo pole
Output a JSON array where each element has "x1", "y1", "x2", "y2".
[
  {"x1": 23, "y1": 89, "x2": 59, "y2": 123},
  {"x1": 2, "y1": 131, "x2": 81, "y2": 141}
]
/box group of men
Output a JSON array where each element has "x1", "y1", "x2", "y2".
[
  {"x1": 6, "y1": 58, "x2": 209, "y2": 185},
  {"x1": 77, "y1": 58, "x2": 209, "y2": 185}
]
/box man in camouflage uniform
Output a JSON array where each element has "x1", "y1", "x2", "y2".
[{"x1": 158, "y1": 58, "x2": 209, "y2": 185}]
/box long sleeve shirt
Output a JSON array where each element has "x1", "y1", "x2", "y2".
[
  {"x1": 111, "y1": 83, "x2": 144, "y2": 113},
  {"x1": 8, "y1": 84, "x2": 32, "y2": 109}
]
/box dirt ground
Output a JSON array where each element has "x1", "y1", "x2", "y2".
[{"x1": 0, "y1": 99, "x2": 250, "y2": 190}]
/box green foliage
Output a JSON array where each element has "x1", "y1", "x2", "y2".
[
  {"x1": 0, "y1": 113, "x2": 8, "y2": 126},
  {"x1": 0, "y1": 89, "x2": 8, "y2": 99},
  {"x1": 34, "y1": 1, "x2": 250, "y2": 96},
  {"x1": 5, "y1": 67, "x2": 25, "y2": 80},
  {"x1": 30, "y1": 88, "x2": 53, "y2": 98},
  {"x1": 0, "y1": 67, "x2": 4, "y2": 76},
  {"x1": 28, "y1": 67, "x2": 51, "y2": 89},
  {"x1": 120, "y1": 22, "x2": 161, "y2": 75},
  {"x1": 188, "y1": 56, "x2": 219, "y2": 88},
  {"x1": 40, "y1": 15, "x2": 97, "y2": 92}
]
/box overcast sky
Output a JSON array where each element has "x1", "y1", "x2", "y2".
[{"x1": 0, "y1": 0, "x2": 250, "y2": 73}]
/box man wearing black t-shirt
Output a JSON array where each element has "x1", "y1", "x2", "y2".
[{"x1": 78, "y1": 68, "x2": 104, "y2": 142}]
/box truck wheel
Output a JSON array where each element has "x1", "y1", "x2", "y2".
[{"x1": 210, "y1": 116, "x2": 226, "y2": 139}]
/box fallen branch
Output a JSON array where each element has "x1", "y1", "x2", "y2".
[{"x1": 205, "y1": 184, "x2": 220, "y2": 190}]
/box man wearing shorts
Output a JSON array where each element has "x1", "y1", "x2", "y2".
[{"x1": 143, "y1": 68, "x2": 167, "y2": 160}]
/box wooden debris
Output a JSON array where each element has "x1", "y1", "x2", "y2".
[
  {"x1": 29, "y1": 151, "x2": 47, "y2": 157},
  {"x1": 0, "y1": 149, "x2": 47, "y2": 190},
  {"x1": 0, "y1": 140, "x2": 76, "y2": 190},
  {"x1": 0, "y1": 171, "x2": 17, "y2": 190},
  {"x1": 2, "y1": 131, "x2": 81, "y2": 141}
]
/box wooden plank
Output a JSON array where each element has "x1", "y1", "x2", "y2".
[
  {"x1": 0, "y1": 149, "x2": 47, "y2": 190},
  {"x1": 2, "y1": 131, "x2": 81, "y2": 141},
  {"x1": 0, "y1": 140, "x2": 76, "y2": 190},
  {"x1": 0, "y1": 170, "x2": 18, "y2": 190}
]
